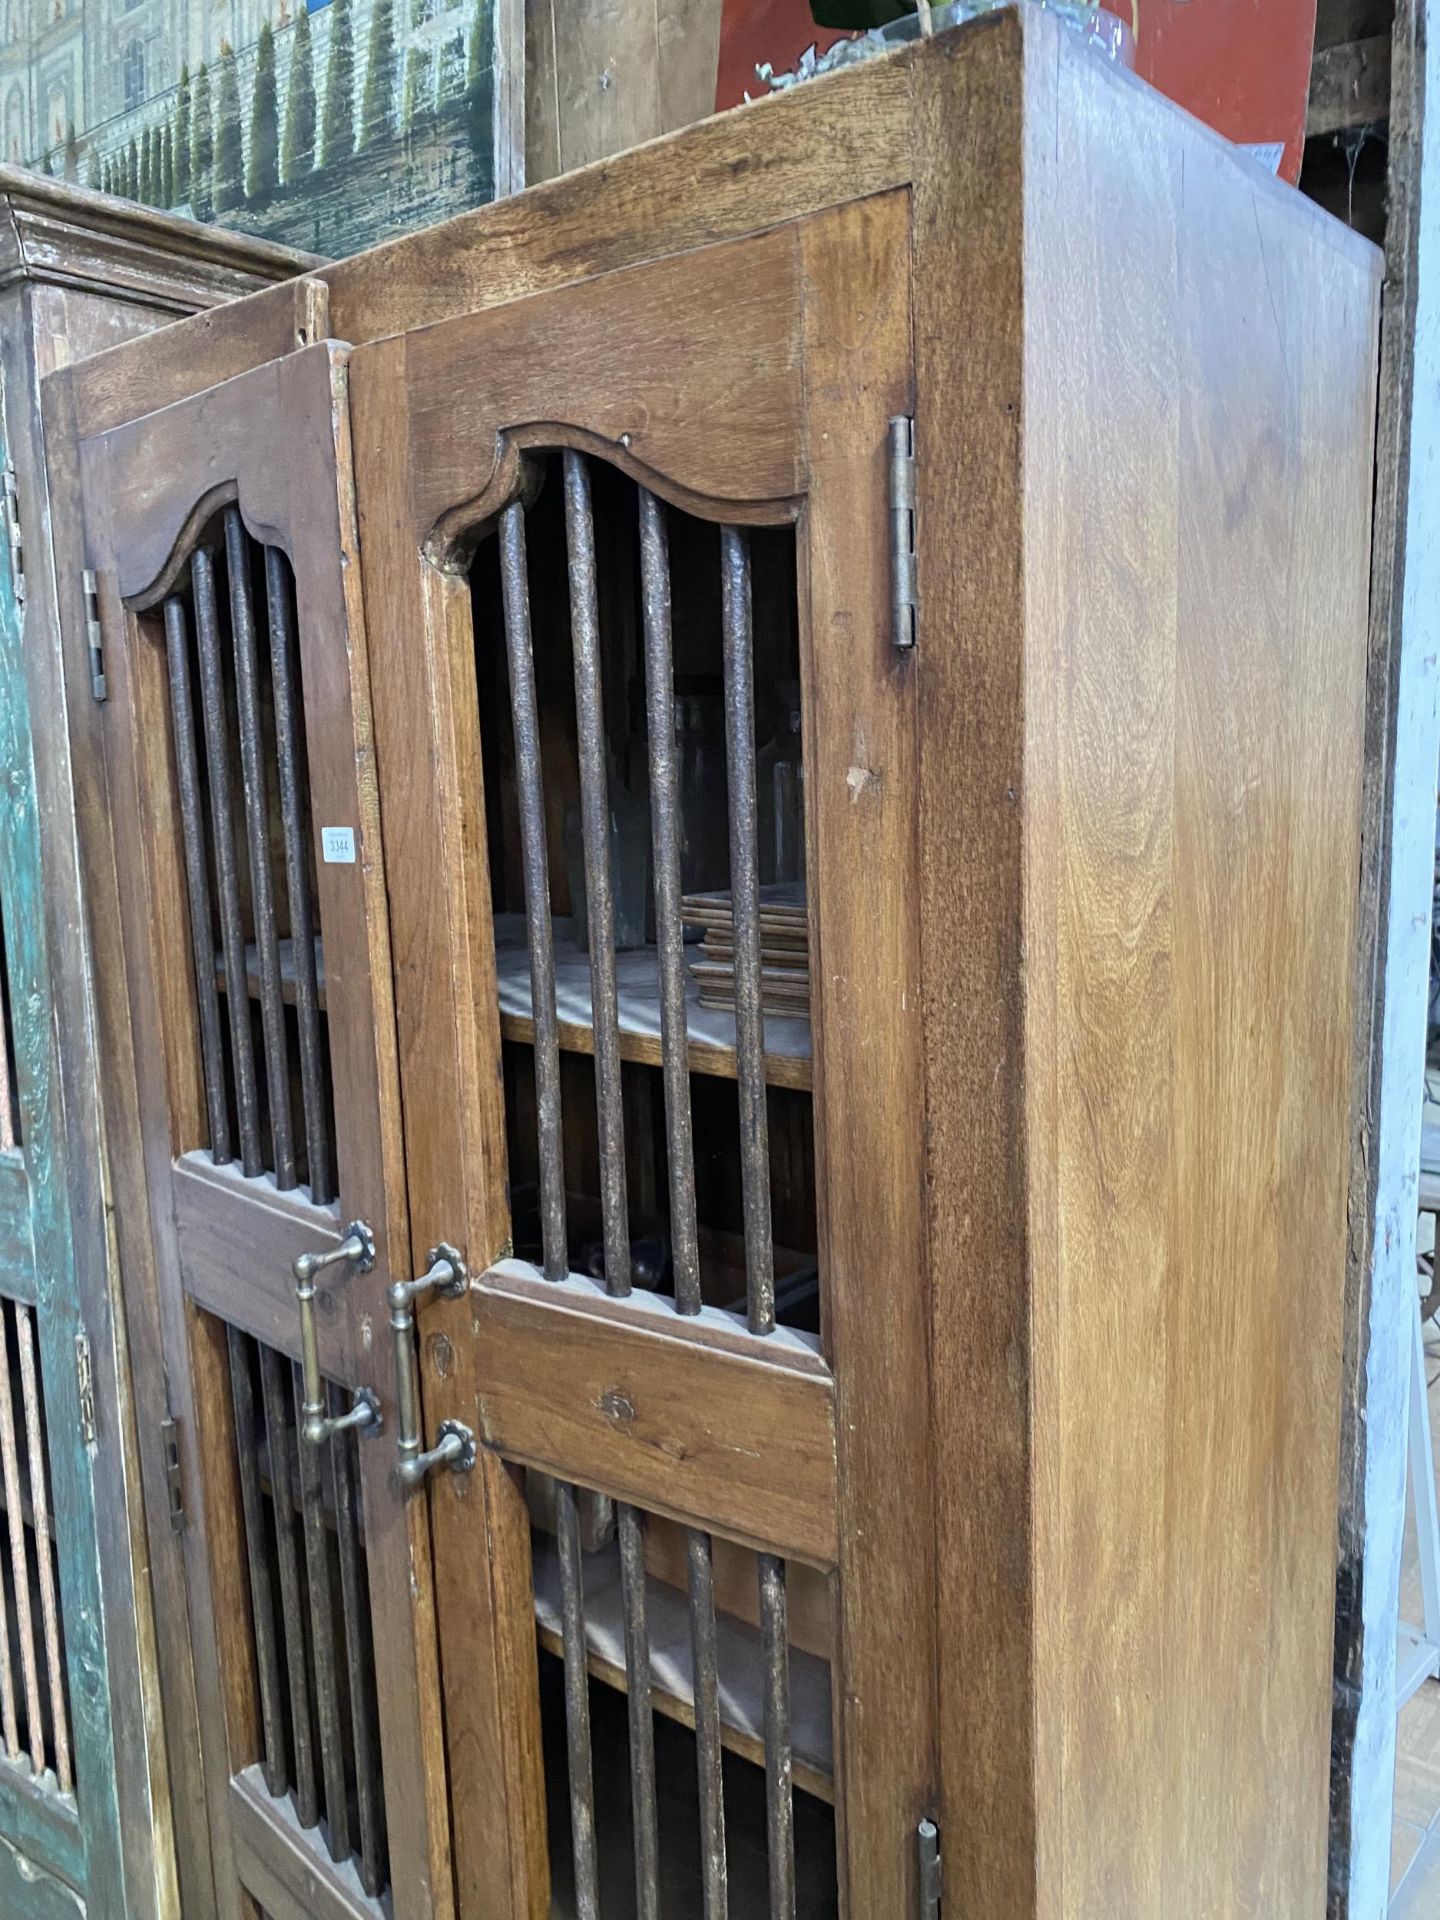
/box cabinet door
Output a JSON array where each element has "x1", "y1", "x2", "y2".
[
  {"x1": 77, "y1": 344, "x2": 454, "y2": 1920},
  {"x1": 353, "y1": 193, "x2": 937, "y2": 1915}
]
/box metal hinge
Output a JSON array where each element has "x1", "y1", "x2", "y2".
[
  {"x1": 82, "y1": 568, "x2": 106, "y2": 701},
  {"x1": 918, "y1": 1817, "x2": 941, "y2": 1918},
  {"x1": 75, "y1": 1334, "x2": 96, "y2": 1448},
  {"x1": 888, "y1": 414, "x2": 918, "y2": 652},
  {"x1": 3, "y1": 463, "x2": 24, "y2": 608},
  {"x1": 161, "y1": 1414, "x2": 185, "y2": 1532}
]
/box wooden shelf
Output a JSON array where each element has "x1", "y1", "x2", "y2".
[
  {"x1": 532, "y1": 1532, "x2": 834, "y2": 1804},
  {"x1": 495, "y1": 915, "x2": 813, "y2": 1093},
  {"x1": 215, "y1": 938, "x2": 325, "y2": 1011}
]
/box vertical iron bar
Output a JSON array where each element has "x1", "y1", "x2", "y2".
[
  {"x1": 499, "y1": 501, "x2": 567, "y2": 1281},
  {"x1": 194, "y1": 544, "x2": 263, "y2": 1175},
  {"x1": 638, "y1": 489, "x2": 701, "y2": 1313},
  {"x1": 330, "y1": 1397, "x2": 386, "y2": 1895},
  {"x1": 758, "y1": 1554, "x2": 796, "y2": 1919},
  {"x1": 555, "y1": 1478, "x2": 600, "y2": 1920},
  {"x1": 0, "y1": 1302, "x2": 41, "y2": 1774},
  {"x1": 687, "y1": 1527, "x2": 729, "y2": 1920},
  {"x1": 266, "y1": 547, "x2": 332, "y2": 1206},
  {"x1": 227, "y1": 509, "x2": 294, "y2": 1186},
  {"x1": 617, "y1": 1502, "x2": 661, "y2": 1920},
  {"x1": 17, "y1": 1308, "x2": 70, "y2": 1795},
  {"x1": 720, "y1": 528, "x2": 776, "y2": 1334},
  {"x1": 0, "y1": 1307, "x2": 17, "y2": 1762},
  {"x1": 226, "y1": 1328, "x2": 286, "y2": 1797},
  {"x1": 293, "y1": 1362, "x2": 351, "y2": 1864},
  {"x1": 165, "y1": 593, "x2": 232, "y2": 1164},
  {"x1": 257, "y1": 1345, "x2": 315, "y2": 1826},
  {"x1": 564, "y1": 450, "x2": 631, "y2": 1296}
]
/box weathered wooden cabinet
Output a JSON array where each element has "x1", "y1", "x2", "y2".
[
  {"x1": 0, "y1": 173, "x2": 304, "y2": 1919},
  {"x1": 46, "y1": 13, "x2": 1382, "y2": 1918}
]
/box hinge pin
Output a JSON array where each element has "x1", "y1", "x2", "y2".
[
  {"x1": 75, "y1": 1334, "x2": 96, "y2": 1448},
  {"x1": 918, "y1": 1816, "x2": 942, "y2": 1917},
  {"x1": 3, "y1": 464, "x2": 24, "y2": 608},
  {"x1": 82, "y1": 568, "x2": 106, "y2": 701},
  {"x1": 888, "y1": 414, "x2": 918, "y2": 652},
  {"x1": 161, "y1": 1415, "x2": 185, "y2": 1532}
]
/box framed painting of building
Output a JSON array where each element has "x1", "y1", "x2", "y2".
[{"x1": 0, "y1": 0, "x2": 518, "y2": 256}]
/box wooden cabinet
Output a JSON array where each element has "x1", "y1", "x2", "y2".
[
  {"x1": 49, "y1": 12, "x2": 1382, "y2": 1917},
  {"x1": 0, "y1": 173, "x2": 305, "y2": 1918}
]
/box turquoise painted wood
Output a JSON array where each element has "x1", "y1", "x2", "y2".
[{"x1": 0, "y1": 405, "x2": 118, "y2": 1908}]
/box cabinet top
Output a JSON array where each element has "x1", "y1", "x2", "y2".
[{"x1": 0, "y1": 164, "x2": 317, "y2": 311}]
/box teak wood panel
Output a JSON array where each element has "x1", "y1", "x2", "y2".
[
  {"x1": 78, "y1": 345, "x2": 454, "y2": 1920},
  {"x1": 914, "y1": 18, "x2": 1381, "y2": 1920}
]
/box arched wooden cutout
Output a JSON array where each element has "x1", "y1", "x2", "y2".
[
  {"x1": 90, "y1": 344, "x2": 343, "y2": 609},
  {"x1": 425, "y1": 421, "x2": 802, "y2": 572},
  {"x1": 385, "y1": 219, "x2": 811, "y2": 566}
]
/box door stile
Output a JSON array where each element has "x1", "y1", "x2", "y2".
[
  {"x1": 796, "y1": 190, "x2": 937, "y2": 1913},
  {"x1": 352, "y1": 328, "x2": 550, "y2": 1920}
]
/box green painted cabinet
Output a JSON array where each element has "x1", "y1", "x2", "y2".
[{"x1": 0, "y1": 169, "x2": 304, "y2": 1919}]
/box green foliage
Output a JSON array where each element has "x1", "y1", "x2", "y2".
[
  {"x1": 248, "y1": 19, "x2": 280, "y2": 197},
  {"x1": 191, "y1": 62, "x2": 214, "y2": 216},
  {"x1": 126, "y1": 135, "x2": 138, "y2": 198},
  {"x1": 360, "y1": 0, "x2": 396, "y2": 149},
  {"x1": 214, "y1": 42, "x2": 244, "y2": 211},
  {"x1": 161, "y1": 123, "x2": 174, "y2": 205},
  {"x1": 466, "y1": 0, "x2": 489, "y2": 93},
  {"x1": 86, "y1": 145, "x2": 101, "y2": 191},
  {"x1": 320, "y1": 0, "x2": 355, "y2": 165},
  {"x1": 282, "y1": 4, "x2": 316, "y2": 181},
  {"x1": 140, "y1": 126, "x2": 153, "y2": 202},
  {"x1": 63, "y1": 121, "x2": 79, "y2": 181},
  {"x1": 174, "y1": 62, "x2": 191, "y2": 204},
  {"x1": 402, "y1": 0, "x2": 432, "y2": 134}
]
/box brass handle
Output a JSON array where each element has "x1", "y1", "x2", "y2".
[
  {"x1": 389, "y1": 1244, "x2": 474, "y2": 1490},
  {"x1": 292, "y1": 1221, "x2": 382, "y2": 1447}
]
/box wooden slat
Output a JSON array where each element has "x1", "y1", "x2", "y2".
[
  {"x1": 1308, "y1": 33, "x2": 1393, "y2": 135},
  {"x1": 171, "y1": 1152, "x2": 346, "y2": 1372},
  {"x1": 796, "y1": 187, "x2": 935, "y2": 1915},
  {"x1": 473, "y1": 1275, "x2": 838, "y2": 1566},
  {"x1": 0, "y1": 1755, "x2": 85, "y2": 1893},
  {"x1": 229, "y1": 1767, "x2": 377, "y2": 1920},
  {"x1": 0, "y1": 1158, "x2": 36, "y2": 1304},
  {"x1": 350, "y1": 326, "x2": 550, "y2": 1920}
]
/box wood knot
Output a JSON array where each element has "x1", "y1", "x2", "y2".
[{"x1": 598, "y1": 1387, "x2": 636, "y2": 1425}]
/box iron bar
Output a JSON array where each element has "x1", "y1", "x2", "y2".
[
  {"x1": 499, "y1": 501, "x2": 567, "y2": 1281},
  {"x1": 0, "y1": 1302, "x2": 41, "y2": 1774},
  {"x1": 226, "y1": 1328, "x2": 286, "y2": 1797},
  {"x1": 563, "y1": 450, "x2": 631, "y2": 1297},
  {"x1": 618, "y1": 1502, "x2": 660, "y2": 1920},
  {"x1": 266, "y1": 547, "x2": 332, "y2": 1206},
  {"x1": 687, "y1": 1527, "x2": 729, "y2": 1920},
  {"x1": 330, "y1": 1396, "x2": 387, "y2": 1895},
  {"x1": 17, "y1": 1308, "x2": 70, "y2": 1795},
  {"x1": 227, "y1": 510, "x2": 294, "y2": 1186},
  {"x1": 194, "y1": 545, "x2": 262, "y2": 1175},
  {"x1": 165, "y1": 593, "x2": 231, "y2": 1164},
  {"x1": 639, "y1": 488, "x2": 701, "y2": 1314},
  {"x1": 720, "y1": 527, "x2": 776, "y2": 1335},
  {"x1": 293, "y1": 1362, "x2": 350, "y2": 1863},
  {"x1": 555, "y1": 1478, "x2": 600, "y2": 1920},
  {"x1": 758, "y1": 1553, "x2": 796, "y2": 1919},
  {"x1": 257, "y1": 1344, "x2": 315, "y2": 1826}
]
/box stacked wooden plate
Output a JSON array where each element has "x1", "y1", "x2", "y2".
[{"x1": 681, "y1": 882, "x2": 810, "y2": 1021}]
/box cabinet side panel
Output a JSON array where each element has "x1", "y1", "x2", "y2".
[
  {"x1": 1022, "y1": 20, "x2": 1379, "y2": 1919},
  {"x1": 912, "y1": 16, "x2": 1037, "y2": 1918}
]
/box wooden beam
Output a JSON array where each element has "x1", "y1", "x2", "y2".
[{"x1": 1309, "y1": 33, "x2": 1393, "y2": 135}]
